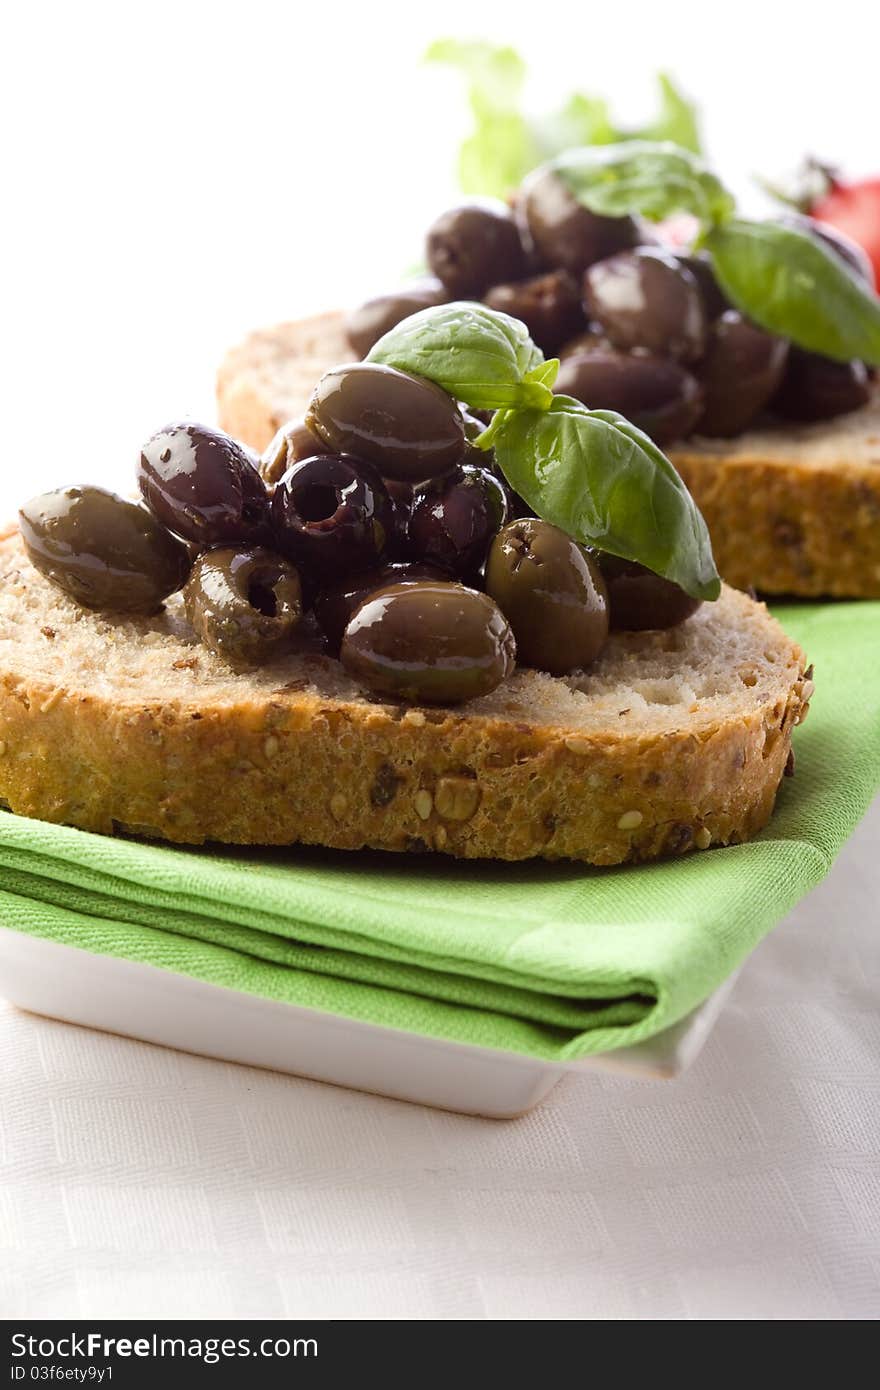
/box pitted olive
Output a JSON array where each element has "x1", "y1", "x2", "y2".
[
  {"x1": 19, "y1": 485, "x2": 190, "y2": 614},
  {"x1": 183, "y1": 546, "x2": 302, "y2": 668},
  {"x1": 271, "y1": 453, "x2": 394, "y2": 579}
]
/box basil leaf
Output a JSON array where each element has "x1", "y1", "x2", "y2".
[
  {"x1": 639, "y1": 74, "x2": 702, "y2": 155},
  {"x1": 704, "y1": 218, "x2": 880, "y2": 365},
  {"x1": 552, "y1": 140, "x2": 734, "y2": 227},
  {"x1": 493, "y1": 395, "x2": 721, "y2": 601},
  {"x1": 424, "y1": 39, "x2": 538, "y2": 198},
  {"x1": 367, "y1": 302, "x2": 553, "y2": 411}
]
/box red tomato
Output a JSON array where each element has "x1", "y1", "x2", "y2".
[{"x1": 812, "y1": 179, "x2": 880, "y2": 286}]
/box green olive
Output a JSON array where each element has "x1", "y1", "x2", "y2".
[
  {"x1": 305, "y1": 363, "x2": 467, "y2": 482},
  {"x1": 183, "y1": 546, "x2": 302, "y2": 668},
  {"x1": 19, "y1": 485, "x2": 190, "y2": 613},
  {"x1": 485, "y1": 519, "x2": 609, "y2": 674},
  {"x1": 340, "y1": 581, "x2": 515, "y2": 703}
]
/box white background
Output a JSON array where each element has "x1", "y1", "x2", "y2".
[
  {"x1": 2, "y1": 0, "x2": 879, "y2": 513},
  {"x1": 2, "y1": 0, "x2": 879, "y2": 1322}
]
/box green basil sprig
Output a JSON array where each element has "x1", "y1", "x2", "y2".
[
  {"x1": 368, "y1": 302, "x2": 720, "y2": 601},
  {"x1": 368, "y1": 302, "x2": 559, "y2": 411},
  {"x1": 552, "y1": 141, "x2": 735, "y2": 227},
  {"x1": 485, "y1": 396, "x2": 720, "y2": 602},
  {"x1": 547, "y1": 139, "x2": 880, "y2": 365},
  {"x1": 704, "y1": 219, "x2": 880, "y2": 365}
]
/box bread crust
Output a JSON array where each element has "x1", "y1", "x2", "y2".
[
  {"x1": 216, "y1": 311, "x2": 880, "y2": 598},
  {"x1": 0, "y1": 528, "x2": 809, "y2": 863}
]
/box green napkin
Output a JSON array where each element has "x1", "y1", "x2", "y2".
[{"x1": 0, "y1": 601, "x2": 878, "y2": 1062}]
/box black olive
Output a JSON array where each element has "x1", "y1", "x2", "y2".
[
  {"x1": 138, "y1": 422, "x2": 270, "y2": 546},
  {"x1": 554, "y1": 351, "x2": 703, "y2": 446},
  {"x1": 584, "y1": 247, "x2": 707, "y2": 363}
]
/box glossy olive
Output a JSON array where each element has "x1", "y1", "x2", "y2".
[
  {"x1": 306, "y1": 363, "x2": 467, "y2": 482},
  {"x1": 383, "y1": 477, "x2": 415, "y2": 559},
  {"x1": 584, "y1": 248, "x2": 708, "y2": 363},
  {"x1": 554, "y1": 351, "x2": 703, "y2": 446},
  {"x1": 776, "y1": 213, "x2": 875, "y2": 288},
  {"x1": 558, "y1": 326, "x2": 614, "y2": 359},
  {"x1": 696, "y1": 311, "x2": 790, "y2": 437},
  {"x1": 314, "y1": 561, "x2": 448, "y2": 655},
  {"x1": 260, "y1": 417, "x2": 331, "y2": 488},
  {"x1": 341, "y1": 582, "x2": 516, "y2": 704},
  {"x1": 426, "y1": 202, "x2": 527, "y2": 297},
  {"x1": 483, "y1": 270, "x2": 585, "y2": 356},
  {"x1": 271, "y1": 453, "x2": 394, "y2": 580},
  {"x1": 19, "y1": 485, "x2": 190, "y2": 614},
  {"x1": 183, "y1": 547, "x2": 302, "y2": 669},
  {"x1": 346, "y1": 278, "x2": 450, "y2": 358},
  {"x1": 595, "y1": 553, "x2": 701, "y2": 630},
  {"x1": 138, "y1": 422, "x2": 270, "y2": 546},
  {"x1": 519, "y1": 167, "x2": 641, "y2": 274},
  {"x1": 485, "y1": 519, "x2": 608, "y2": 674},
  {"x1": 674, "y1": 252, "x2": 730, "y2": 319},
  {"x1": 771, "y1": 350, "x2": 871, "y2": 422},
  {"x1": 408, "y1": 464, "x2": 511, "y2": 578}
]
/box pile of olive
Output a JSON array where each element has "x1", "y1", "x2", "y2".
[
  {"x1": 347, "y1": 188, "x2": 874, "y2": 446},
  {"x1": 18, "y1": 358, "x2": 704, "y2": 703}
]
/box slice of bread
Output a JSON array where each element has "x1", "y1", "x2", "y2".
[
  {"x1": 216, "y1": 311, "x2": 880, "y2": 598},
  {"x1": 0, "y1": 526, "x2": 810, "y2": 863}
]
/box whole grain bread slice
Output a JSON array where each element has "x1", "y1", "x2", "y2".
[
  {"x1": 0, "y1": 526, "x2": 810, "y2": 863},
  {"x1": 216, "y1": 311, "x2": 880, "y2": 598}
]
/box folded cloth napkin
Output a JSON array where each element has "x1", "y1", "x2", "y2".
[{"x1": 0, "y1": 601, "x2": 878, "y2": 1062}]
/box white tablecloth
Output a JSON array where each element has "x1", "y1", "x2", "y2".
[{"x1": 1, "y1": 799, "x2": 878, "y2": 1321}]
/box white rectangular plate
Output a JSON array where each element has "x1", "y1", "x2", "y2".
[{"x1": 0, "y1": 925, "x2": 736, "y2": 1117}]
